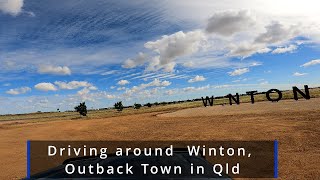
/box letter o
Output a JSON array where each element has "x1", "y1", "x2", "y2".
[
  {"x1": 133, "y1": 148, "x2": 141, "y2": 156},
  {"x1": 227, "y1": 148, "x2": 234, "y2": 156},
  {"x1": 266, "y1": 89, "x2": 282, "y2": 102},
  {"x1": 65, "y1": 164, "x2": 75, "y2": 174},
  {"x1": 150, "y1": 166, "x2": 158, "y2": 174}
]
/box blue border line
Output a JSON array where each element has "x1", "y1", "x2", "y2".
[
  {"x1": 274, "y1": 140, "x2": 278, "y2": 178},
  {"x1": 27, "y1": 140, "x2": 30, "y2": 179}
]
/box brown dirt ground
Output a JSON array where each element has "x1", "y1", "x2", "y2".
[{"x1": 0, "y1": 99, "x2": 319, "y2": 179}]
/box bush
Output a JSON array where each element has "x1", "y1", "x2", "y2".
[
  {"x1": 154, "y1": 102, "x2": 159, "y2": 106},
  {"x1": 74, "y1": 102, "x2": 87, "y2": 116},
  {"x1": 134, "y1": 103, "x2": 142, "y2": 109},
  {"x1": 114, "y1": 101, "x2": 124, "y2": 111},
  {"x1": 160, "y1": 102, "x2": 167, "y2": 105},
  {"x1": 146, "y1": 103, "x2": 152, "y2": 108}
]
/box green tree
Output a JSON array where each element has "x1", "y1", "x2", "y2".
[
  {"x1": 114, "y1": 101, "x2": 124, "y2": 111},
  {"x1": 160, "y1": 102, "x2": 167, "y2": 105},
  {"x1": 74, "y1": 102, "x2": 87, "y2": 116},
  {"x1": 134, "y1": 103, "x2": 142, "y2": 109}
]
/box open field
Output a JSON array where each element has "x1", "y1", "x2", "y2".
[
  {"x1": 0, "y1": 98, "x2": 320, "y2": 179},
  {"x1": 1, "y1": 86, "x2": 320, "y2": 122}
]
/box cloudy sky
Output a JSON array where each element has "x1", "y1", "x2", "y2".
[{"x1": 0, "y1": 0, "x2": 320, "y2": 114}]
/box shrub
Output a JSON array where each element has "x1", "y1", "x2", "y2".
[
  {"x1": 160, "y1": 102, "x2": 167, "y2": 105},
  {"x1": 74, "y1": 102, "x2": 87, "y2": 116},
  {"x1": 146, "y1": 103, "x2": 152, "y2": 108},
  {"x1": 114, "y1": 101, "x2": 124, "y2": 111},
  {"x1": 134, "y1": 103, "x2": 142, "y2": 109}
]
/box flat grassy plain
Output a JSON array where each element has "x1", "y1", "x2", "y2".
[
  {"x1": 0, "y1": 87, "x2": 319, "y2": 179},
  {"x1": 1, "y1": 87, "x2": 320, "y2": 122}
]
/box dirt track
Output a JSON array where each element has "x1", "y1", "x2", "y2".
[{"x1": 0, "y1": 99, "x2": 319, "y2": 179}]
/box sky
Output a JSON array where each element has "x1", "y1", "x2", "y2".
[{"x1": 0, "y1": 0, "x2": 320, "y2": 114}]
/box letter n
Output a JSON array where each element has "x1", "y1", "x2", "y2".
[
  {"x1": 228, "y1": 93, "x2": 240, "y2": 105},
  {"x1": 293, "y1": 85, "x2": 310, "y2": 100},
  {"x1": 201, "y1": 96, "x2": 214, "y2": 107}
]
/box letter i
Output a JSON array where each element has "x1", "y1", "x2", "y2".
[{"x1": 190, "y1": 163, "x2": 194, "y2": 174}]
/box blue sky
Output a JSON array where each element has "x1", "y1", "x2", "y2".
[{"x1": 0, "y1": 0, "x2": 320, "y2": 114}]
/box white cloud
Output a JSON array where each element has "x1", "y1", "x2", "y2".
[
  {"x1": 124, "y1": 78, "x2": 171, "y2": 97},
  {"x1": 232, "y1": 78, "x2": 248, "y2": 83},
  {"x1": 145, "y1": 56, "x2": 160, "y2": 71},
  {"x1": 6, "y1": 86, "x2": 31, "y2": 95},
  {"x1": 34, "y1": 83, "x2": 57, "y2": 91},
  {"x1": 188, "y1": 75, "x2": 206, "y2": 83},
  {"x1": 249, "y1": 62, "x2": 263, "y2": 67},
  {"x1": 77, "y1": 88, "x2": 90, "y2": 96},
  {"x1": 144, "y1": 30, "x2": 206, "y2": 72},
  {"x1": 162, "y1": 62, "x2": 176, "y2": 73},
  {"x1": 224, "y1": 20, "x2": 305, "y2": 58},
  {"x1": 138, "y1": 87, "x2": 162, "y2": 98},
  {"x1": 76, "y1": 88, "x2": 95, "y2": 102},
  {"x1": 117, "y1": 80, "x2": 130, "y2": 86},
  {"x1": 161, "y1": 2, "x2": 320, "y2": 60},
  {"x1": 143, "y1": 73, "x2": 188, "y2": 81},
  {"x1": 165, "y1": 89, "x2": 175, "y2": 95},
  {"x1": 182, "y1": 61, "x2": 194, "y2": 67},
  {"x1": 54, "y1": 81, "x2": 94, "y2": 90},
  {"x1": 301, "y1": 59, "x2": 320, "y2": 67},
  {"x1": 293, "y1": 72, "x2": 308, "y2": 76},
  {"x1": 0, "y1": 47, "x2": 119, "y2": 75},
  {"x1": 117, "y1": 87, "x2": 126, "y2": 91},
  {"x1": 118, "y1": 72, "x2": 141, "y2": 80},
  {"x1": 272, "y1": 44, "x2": 297, "y2": 54},
  {"x1": 228, "y1": 42, "x2": 271, "y2": 58},
  {"x1": 160, "y1": 80, "x2": 172, "y2": 86},
  {"x1": 139, "y1": 79, "x2": 171, "y2": 88},
  {"x1": 165, "y1": 1, "x2": 320, "y2": 27},
  {"x1": 255, "y1": 22, "x2": 299, "y2": 44},
  {"x1": 122, "y1": 52, "x2": 148, "y2": 68},
  {"x1": 38, "y1": 65, "x2": 71, "y2": 75},
  {"x1": 212, "y1": 85, "x2": 228, "y2": 89},
  {"x1": 68, "y1": 89, "x2": 115, "y2": 103},
  {"x1": 106, "y1": 94, "x2": 116, "y2": 99},
  {"x1": 206, "y1": 10, "x2": 255, "y2": 36},
  {"x1": 100, "y1": 70, "x2": 119, "y2": 76},
  {"x1": 25, "y1": 11, "x2": 35, "y2": 17},
  {"x1": 182, "y1": 87, "x2": 196, "y2": 92},
  {"x1": 88, "y1": 86, "x2": 98, "y2": 90},
  {"x1": 0, "y1": 0, "x2": 23, "y2": 16},
  {"x1": 228, "y1": 68, "x2": 249, "y2": 76},
  {"x1": 183, "y1": 85, "x2": 210, "y2": 92},
  {"x1": 259, "y1": 81, "x2": 269, "y2": 85}
]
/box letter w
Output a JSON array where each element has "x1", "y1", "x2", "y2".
[{"x1": 202, "y1": 96, "x2": 214, "y2": 107}]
